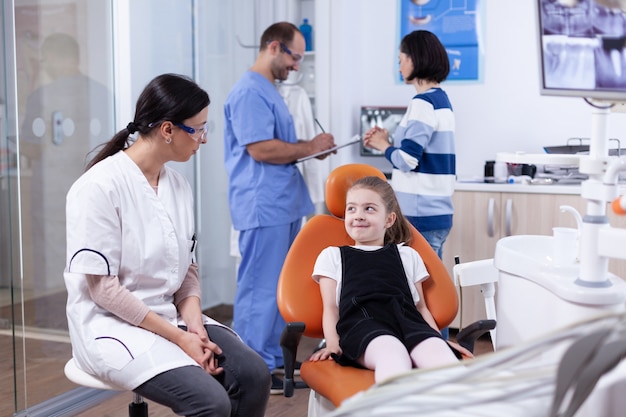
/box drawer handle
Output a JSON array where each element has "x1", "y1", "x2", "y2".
[
  {"x1": 487, "y1": 198, "x2": 495, "y2": 237},
  {"x1": 505, "y1": 198, "x2": 513, "y2": 236}
]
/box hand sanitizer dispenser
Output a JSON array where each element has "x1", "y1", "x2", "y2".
[{"x1": 299, "y1": 18, "x2": 313, "y2": 51}]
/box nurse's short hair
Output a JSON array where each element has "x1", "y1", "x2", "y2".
[{"x1": 400, "y1": 30, "x2": 450, "y2": 84}]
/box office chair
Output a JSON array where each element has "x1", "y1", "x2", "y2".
[
  {"x1": 277, "y1": 163, "x2": 495, "y2": 415},
  {"x1": 64, "y1": 358, "x2": 148, "y2": 417}
]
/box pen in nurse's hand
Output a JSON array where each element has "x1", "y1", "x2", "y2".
[{"x1": 314, "y1": 118, "x2": 326, "y2": 134}]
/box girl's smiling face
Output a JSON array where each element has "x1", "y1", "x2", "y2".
[{"x1": 344, "y1": 187, "x2": 396, "y2": 246}]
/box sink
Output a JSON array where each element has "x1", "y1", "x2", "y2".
[
  {"x1": 494, "y1": 235, "x2": 577, "y2": 275},
  {"x1": 494, "y1": 235, "x2": 626, "y2": 305},
  {"x1": 494, "y1": 235, "x2": 626, "y2": 350}
]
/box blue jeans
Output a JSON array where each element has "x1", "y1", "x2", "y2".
[
  {"x1": 418, "y1": 228, "x2": 451, "y2": 260},
  {"x1": 406, "y1": 222, "x2": 452, "y2": 339}
]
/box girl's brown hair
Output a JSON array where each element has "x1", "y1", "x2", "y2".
[{"x1": 349, "y1": 176, "x2": 413, "y2": 245}]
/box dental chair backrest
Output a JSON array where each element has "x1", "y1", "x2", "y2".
[{"x1": 276, "y1": 163, "x2": 459, "y2": 408}]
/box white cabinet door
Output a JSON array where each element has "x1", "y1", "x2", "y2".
[{"x1": 443, "y1": 191, "x2": 501, "y2": 329}]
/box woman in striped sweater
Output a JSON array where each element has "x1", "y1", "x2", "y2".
[{"x1": 363, "y1": 30, "x2": 455, "y2": 261}]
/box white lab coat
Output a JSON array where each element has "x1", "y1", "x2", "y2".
[
  {"x1": 64, "y1": 151, "x2": 224, "y2": 390},
  {"x1": 277, "y1": 82, "x2": 329, "y2": 210}
]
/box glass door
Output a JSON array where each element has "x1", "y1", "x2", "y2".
[
  {"x1": 0, "y1": 0, "x2": 20, "y2": 411},
  {"x1": 1, "y1": 0, "x2": 115, "y2": 414},
  {"x1": 2, "y1": 0, "x2": 281, "y2": 414}
]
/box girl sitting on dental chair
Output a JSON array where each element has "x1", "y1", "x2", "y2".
[{"x1": 309, "y1": 176, "x2": 471, "y2": 382}]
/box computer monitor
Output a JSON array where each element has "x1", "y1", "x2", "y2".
[
  {"x1": 537, "y1": 0, "x2": 626, "y2": 102},
  {"x1": 359, "y1": 106, "x2": 406, "y2": 156}
]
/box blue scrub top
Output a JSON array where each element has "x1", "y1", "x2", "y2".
[{"x1": 224, "y1": 71, "x2": 314, "y2": 230}]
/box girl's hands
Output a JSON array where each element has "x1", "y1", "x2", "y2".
[
  {"x1": 309, "y1": 346, "x2": 342, "y2": 362},
  {"x1": 447, "y1": 340, "x2": 474, "y2": 359}
]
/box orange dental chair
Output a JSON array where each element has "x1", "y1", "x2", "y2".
[{"x1": 277, "y1": 163, "x2": 495, "y2": 415}]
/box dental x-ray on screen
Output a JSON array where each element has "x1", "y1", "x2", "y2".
[{"x1": 538, "y1": 0, "x2": 626, "y2": 101}]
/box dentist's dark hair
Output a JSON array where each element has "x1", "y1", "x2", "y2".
[
  {"x1": 86, "y1": 73, "x2": 210, "y2": 170},
  {"x1": 259, "y1": 21, "x2": 300, "y2": 52},
  {"x1": 348, "y1": 176, "x2": 413, "y2": 245}
]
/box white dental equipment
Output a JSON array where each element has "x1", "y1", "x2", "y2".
[{"x1": 326, "y1": 312, "x2": 626, "y2": 417}]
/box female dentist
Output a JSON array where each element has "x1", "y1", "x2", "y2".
[{"x1": 64, "y1": 73, "x2": 270, "y2": 417}]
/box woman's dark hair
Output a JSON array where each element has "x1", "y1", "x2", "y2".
[
  {"x1": 400, "y1": 30, "x2": 450, "y2": 84},
  {"x1": 349, "y1": 176, "x2": 413, "y2": 245},
  {"x1": 86, "y1": 73, "x2": 210, "y2": 170},
  {"x1": 259, "y1": 22, "x2": 300, "y2": 51}
]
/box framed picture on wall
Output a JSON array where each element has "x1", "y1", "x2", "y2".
[{"x1": 398, "y1": 0, "x2": 481, "y2": 82}]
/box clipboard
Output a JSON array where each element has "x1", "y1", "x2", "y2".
[{"x1": 296, "y1": 135, "x2": 361, "y2": 163}]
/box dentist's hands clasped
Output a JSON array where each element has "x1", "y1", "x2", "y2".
[
  {"x1": 363, "y1": 126, "x2": 391, "y2": 153},
  {"x1": 308, "y1": 133, "x2": 336, "y2": 160},
  {"x1": 183, "y1": 322, "x2": 224, "y2": 376}
]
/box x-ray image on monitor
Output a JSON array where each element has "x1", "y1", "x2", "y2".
[
  {"x1": 359, "y1": 106, "x2": 406, "y2": 156},
  {"x1": 538, "y1": 0, "x2": 626, "y2": 100}
]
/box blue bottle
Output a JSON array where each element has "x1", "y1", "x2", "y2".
[{"x1": 300, "y1": 18, "x2": 313, "y2": 51}]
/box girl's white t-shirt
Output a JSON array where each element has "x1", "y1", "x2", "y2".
[{"x1": 312, "y1": 243, "x2": 429, "y2": 306}]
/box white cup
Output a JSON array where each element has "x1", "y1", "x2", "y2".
[
  {"x1": 494, "y1": 161, "x2": 508, "y2": 183},
  {"x1": 552, "y1": 227, "x2": 578, "y2": 265}
]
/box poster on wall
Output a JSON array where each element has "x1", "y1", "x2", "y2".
[{"x1": 399, "y1": 0, "x2": 480, "y2": 81}]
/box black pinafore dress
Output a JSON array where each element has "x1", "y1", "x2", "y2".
[{"x1": 332, "y1": 244, "x2": 447, "y2": 367}]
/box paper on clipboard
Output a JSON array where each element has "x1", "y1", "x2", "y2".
[{"x1": 296, "y1": 135, "x2": 361, "y2": 163}]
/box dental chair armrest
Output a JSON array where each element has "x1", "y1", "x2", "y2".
[
  {"x1": 279, "y1": 321, "x2": 306, "y2": 397},
  {"x1": 455, "y1": 319, "x2": 496, "y2": 353}
]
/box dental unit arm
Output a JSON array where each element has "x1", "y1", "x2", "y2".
[
  {"x1": 577, "y1": 105, "x2": 626, "y2": 286},
  {"x1": 497, "y1": 104, "x2": 626, "y2": 290}
]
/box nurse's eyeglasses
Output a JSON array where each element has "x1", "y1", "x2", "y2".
[
  {"x1": 278, "y1": 42, "x2": 304, "y2": 64},
  {"x1": 174, "y1": 122, "x2": 209, "y2": 142},
  {"x1": 266, "y1": 40, "x2": 303, "y2": 64}
]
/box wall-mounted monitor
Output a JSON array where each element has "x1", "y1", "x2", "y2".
[
  {"x1": 537, "y1": 0, "x2": 626, "y2": 102},
  {"x1": 359, "y1": 106, "x2": 406, "y2": 157}
]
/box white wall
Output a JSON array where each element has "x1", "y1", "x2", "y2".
[
  {"x1": 317, "y1": 0, "x2": 626, "y2": 179},
  {"x1": 194, "y1": 0, "x2": 314, "y2": 307},
  {"x1": 117, "y1": 0, "x2": 234, "y2": 308}
]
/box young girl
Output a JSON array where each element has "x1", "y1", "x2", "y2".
[{"x1": 309, "y1": 176, "x2": 469, "y2": 383}]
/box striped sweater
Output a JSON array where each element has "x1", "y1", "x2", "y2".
[{"x1": 384, "y1": 87, "x2": 455, "y2": 231}]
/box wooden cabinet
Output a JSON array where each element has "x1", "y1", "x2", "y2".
[{"x1": 442, "y1": 189, "x2": 626, "y2": 329}]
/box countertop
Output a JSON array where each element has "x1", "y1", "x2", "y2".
[
  {"x1": 455, "y1": 180, "x2": 582, "y2": 195},
  {"x1": 455, "y1": 179, "x2": 626, "y2": 195}
]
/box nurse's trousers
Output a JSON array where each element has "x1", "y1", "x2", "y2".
[{"x1": 232, "y1": 221, "x2": 301, "y2": 371}]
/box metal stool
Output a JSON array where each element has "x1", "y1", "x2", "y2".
[{"x1": 64, "y1": 358, "x2": 148, "y2": 417}]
